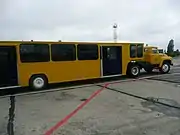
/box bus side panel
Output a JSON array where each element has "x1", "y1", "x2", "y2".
[
  {"x1": 18, "y1": 60, "x2": 100, "y2": 87},
  {"x1": 121, "y1": 43, "x2": 130, "y2": 75},
  {"x1": 70, "y1": 60, "x2": 100, "y2": 80}
]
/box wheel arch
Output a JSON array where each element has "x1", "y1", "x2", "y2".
[
  {"x1": 159, "y1": 59, "x2": 173, "y2": 67},
  {"x1": 126, "y1": 61, "x2": 142, "y2": 75},
  {"x1": 29, "y1": 73, "x2": 48, "y2": 82}
]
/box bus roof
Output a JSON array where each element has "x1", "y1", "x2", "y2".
[{"x1": 0, "y1": 40, "x2": 145, "y2": 44}]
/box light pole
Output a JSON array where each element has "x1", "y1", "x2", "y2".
[{"x1": 113, "y1": 23, "x2": 118, "y2": 42}]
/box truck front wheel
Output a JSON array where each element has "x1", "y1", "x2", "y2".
[{"x1": 160, "y1": 62, "x2": 170, "y2": 74}]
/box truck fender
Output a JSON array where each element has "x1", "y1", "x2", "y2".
[
  {"x1": 159, "y1": 60, "x2": 164, "y2": 67},
  {"x1": 127, "y1": 61, "x2": 143, "y2": 70},
  {"x1": 159, "y1": 60, "x2": 173, "y2": 68}
]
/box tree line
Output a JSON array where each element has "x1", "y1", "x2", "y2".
[{"x1": 165, "y1": 39, "x2": 180, "y2": 57}]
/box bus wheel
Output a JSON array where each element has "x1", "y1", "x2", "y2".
[
  {"x1": 128, "y1": 65, "x2": 140, "y2": 77},
  {"x1": 160, "y1": 62, "x2": 170, "y2": 74},
  {"x1": 29, "y1": 75, "x2": 48, "y2": 90}
]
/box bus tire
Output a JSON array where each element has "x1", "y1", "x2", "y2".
[
  {"x1": 128, "y1": 64, "x2": 140, "y2": 78},
  {"x1": 160, "y1": 62, "x2": 170, "y2": 74},
  {"x1": 29, "y1": 74, "x2": 48, "y2": 90}
]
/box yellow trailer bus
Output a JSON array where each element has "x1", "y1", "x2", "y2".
[{"x1": 0, "y1": 41, "x2": 173, "y2": 90}]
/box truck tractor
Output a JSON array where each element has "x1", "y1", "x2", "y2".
[
  {"x1": 143, "y1": 46, "x2": 173, "y2": 74},
  {"x1": 127, "y1": 45, "x2": 173, "y2": 77}
]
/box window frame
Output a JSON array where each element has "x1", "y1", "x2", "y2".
[
  {"x1": 77, "y1": 44, "x2": 98, "y2": 60},
  {"x1": 20, "y1": 43, "x2": 50, "y2": 63},
  {"x1": 137, "y1": 44, "x2": 143, "y2": 58},
  {"x1": 51, "y1": 44, "x2": 76, "y2": 61}
]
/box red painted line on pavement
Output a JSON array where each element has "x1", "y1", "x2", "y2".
[{"x1": 44, "y1": 83, "x2": 109, "y2": 135}]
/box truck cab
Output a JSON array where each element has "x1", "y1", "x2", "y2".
[{"x1": 143, "y1": 46, "x2": 173, "y2": 73}]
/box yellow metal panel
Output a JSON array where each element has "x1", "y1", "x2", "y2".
[
  {"x1": 18, "y1": 60, "x2": 101, "y2": 87},
  {"x1": 98, "y1": 43, "x2": 130, "y2": 75},
  {"x1": 121, "y1": 43, "x2": 129, "y2": 75},
  {"x1": 0, "y1": 41, "x2": 135, "y2": 87}
]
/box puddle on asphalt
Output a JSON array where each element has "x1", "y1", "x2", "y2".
[
  {"x1": 54, "y1": 92, "x2": 77, "y2": 101},
  {"x1": 141, "y1": 97, "x2": 180, "y2": 118},
  {"x1": 80, "y1": 98, "x2": 87, "y2": 101}
]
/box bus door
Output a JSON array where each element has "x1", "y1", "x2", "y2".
[
  {"x1": 101, "y1": 46, "x2": 122, "y2": 77},
  {"x1": 0, "y1": 46, "x2": 18, "y2": 87}
]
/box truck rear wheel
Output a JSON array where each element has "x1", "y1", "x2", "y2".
[
  {"x1": 128, "y1": 64, "x2": 140, "y2": 77},
  {"x1": 160, "y1": 62, "x2": 170, "y2": 74}
]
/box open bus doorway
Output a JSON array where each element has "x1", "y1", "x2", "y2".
[{"x1": 0, "y1": 46, "x2": 18, "y2": 87}]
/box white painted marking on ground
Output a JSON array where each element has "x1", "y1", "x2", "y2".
[
  {"x1": 174, "y1": 66, "x2": 180, "y2": 68},
  {"x1": 0, "y1": 86, "x2": 20, "y2": 90}
]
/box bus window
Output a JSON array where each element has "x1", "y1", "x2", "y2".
[
  {"x1": 144, "y1": 48, "x2": 148, "y2": 52},
  {"x1": 20, "y1": 44, "x2": 50, "y2": 62},
  {"x1": 0, "y1": 51, "x2": 8, "y2": 63},
  {"x1": 130, "y1": 44, "x2": 136, "y2": 58},
  {"x1": 51, "y1": 44, "x2": 76, "y2": 61},
  {"x1": 137, "y1": 44, "x2": 143, "y2": 57},
  {"x1": 77, "y1": 44, "x2": 98, "y2": 60},
  {"x1": 106, "y1": 47, "x2": 117, "y2": 60}
]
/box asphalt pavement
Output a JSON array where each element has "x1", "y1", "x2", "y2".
[
  {"x1": 0, "y1": 58, "x2": 180, "y2": 135},
  {"x1": 149, "y1": 65, "x2": 180, "y2": 84}
]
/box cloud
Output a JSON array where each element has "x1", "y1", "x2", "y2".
[{"x1": 0, "y1": 0, "x2": 180, "y2": 49}]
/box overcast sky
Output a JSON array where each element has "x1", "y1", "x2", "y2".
[{"x1": 0, "y1": 0, "x2": 180, "y2": 49}]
